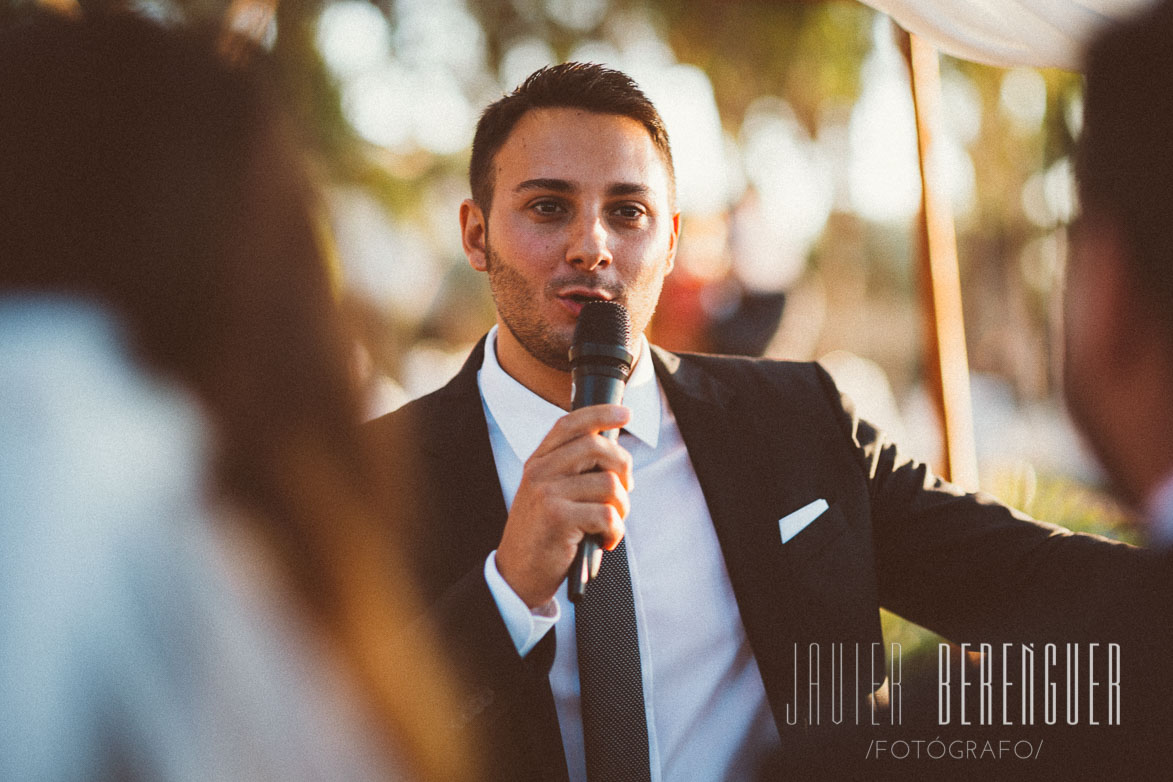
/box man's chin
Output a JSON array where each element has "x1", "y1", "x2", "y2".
[
  {"x1": 500, "y1": 321, "x2": 573, "y2": 373},
  {"x1": 526, "y1": 336, "x2": 573, "y2": 373}
]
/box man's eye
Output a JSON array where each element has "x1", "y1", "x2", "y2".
[
  {"x1": 532, "y1": 201, "x2": 562, "y2": 216},
  {"x1": 615, "y1": 205, "x2": 645, "y2": 220}
]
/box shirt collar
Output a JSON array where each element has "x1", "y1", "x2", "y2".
[{"x1": 478, "y1": 325, "x2": 661, "y2": 464}]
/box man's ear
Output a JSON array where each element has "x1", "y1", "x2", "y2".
[
  {"x1": 664, "y1": 210, "x2": 681, "y2": 276},
  {"x1": 460, "y1": 199, "x2": 488, "y2": 272}
]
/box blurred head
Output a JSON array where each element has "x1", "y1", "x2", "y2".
[
  {"x1": 0, "y1": 11, "x2": 355, "y2": 503},
  {"x1": 469, "y1": 62, "x2": 676, "y2": 214},
  {"x1": 0, "y1": 11, "x2": 467, "y2": 780},
  {"x1": 1066, "y1": 0, "x2": 1173, "y2": 505},
  {"x1": 460, "y1": 69, "x2": 679, "y2": 398}
]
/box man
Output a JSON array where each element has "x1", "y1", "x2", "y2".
[
  {"x1": 1065, "y1": 0, "x2": 1173, "y2": 544},
  {"x1": 1059, "y1": 4, "x2": 1173, "y2": 773},
  {"x1": 369, "y1": 63, "x2": 1159, "y2": 781}
]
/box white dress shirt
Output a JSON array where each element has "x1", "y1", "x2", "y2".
[{"x1": 478, "y1": 326, "x2": 780, "y2": 782}]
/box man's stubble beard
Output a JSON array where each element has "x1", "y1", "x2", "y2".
[
  {"x1": 483, "y1": 240, "x2": 666, "y2": 374},
  {"x1": 485, "y1": 242, "x2": 576, "y2": 372}
]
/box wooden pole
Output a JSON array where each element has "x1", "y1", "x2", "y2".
[{"x1": 904, "y1": 30, "x2": 980, "y2": 491}]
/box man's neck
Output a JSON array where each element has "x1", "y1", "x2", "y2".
[
  {"x1": 491, "y1": 323, "x2": 643, "y2": 411},
  {"x1": 492, "y1": 325, "x2": 575, "y2": 410}
]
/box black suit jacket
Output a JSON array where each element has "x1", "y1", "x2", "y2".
[{"x1": 367, "y1": 339, "x2": 1165, "y2": 781}]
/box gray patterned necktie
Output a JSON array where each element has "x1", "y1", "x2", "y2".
[{"x1": 575, "y1": 537, "x2": 652, "y2": 782}]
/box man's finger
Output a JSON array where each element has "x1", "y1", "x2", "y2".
[
  {"x1": 562, "y1": 501, "x2": 626, "y2": 550},
  {"x1": 553, "y1": 471, "x2": 631, "y2": 519},
  {"x1": 530, "y1": 404, "x2": 630, "y2": 458},
  {"x1": 533, "y1": 432, "x2": 633, "y2": 487}
]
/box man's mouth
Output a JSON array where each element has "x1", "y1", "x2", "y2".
[
  {"x1": 555, "y1": 289, "x2": 615, "y2": 317},
  {"x1": 557, "y1": 288, "x2": 614, "y2": 303}
]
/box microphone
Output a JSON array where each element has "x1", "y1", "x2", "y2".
[{"x1": 566, "y1": 300, "x2": 634, "y2": 603}]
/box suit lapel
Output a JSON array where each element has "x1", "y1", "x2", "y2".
[
  {"x1": 651, "y1": 349, "x2": 796, "y2": 658},
  {"x1": 651, "y1": 348, "x2": 873, "y2": 729},
  {"x1": 650, "y1": 347, "x2": 780, "y2": 601},
  {"x1": 416, "y1": 338, "x2": 511, "y2": 561}
]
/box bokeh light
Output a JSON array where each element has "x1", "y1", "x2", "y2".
[
  {"x1": 315, "y1": 1, "x2": 391, "y2": 78},
  {"x1": 1000, "y1": 67, "x2": 1048, "y2": 131},
  {"x1": 847, "y1": 24, "x2": 922, "y2": 223}
]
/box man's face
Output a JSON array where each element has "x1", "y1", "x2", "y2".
[{"x1": 462, "y1": 107, "x2": 678, "y2": 373}]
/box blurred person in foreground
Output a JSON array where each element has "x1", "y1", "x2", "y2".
[
  {"x1": 367, "y1": 61, "x2": 1168, "y2": 781},
  {"x1": 0, "y1": 11, "x2": 469, "y2": 782},
  {"x1": 1060, "y1": 0, "x2": 1173, "y2": 772},
  {"x1": 1066, "y1": 0, "x2": 1173, "y2": 550}
]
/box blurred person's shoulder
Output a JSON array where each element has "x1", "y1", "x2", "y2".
[
  {"x1": 0, "y1": 296, "x2": 400, "y2": 781},
  {"x1": 0, "y1": 294, "x2": 210, "y2": 523}
]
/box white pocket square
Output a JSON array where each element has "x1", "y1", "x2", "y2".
[{"x1": 778, "y1": 499, "x2": 829, "y2": 543}]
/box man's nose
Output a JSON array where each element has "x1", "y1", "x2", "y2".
[{"x1": 567, "y1": 213, "x2": 613, "y2": 271}]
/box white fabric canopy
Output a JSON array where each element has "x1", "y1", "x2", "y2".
[{"x1": 863, "y1": 0, "x2": 1158, "y2": 69}]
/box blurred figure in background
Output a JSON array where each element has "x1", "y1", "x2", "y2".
[
  {"x1": 1066, "y1": 0, "x2": 1173, "y2": 539},
  {"x1": 1058, "y1": 1, "x2": 1173, "y2": 775},
  {"x1": 0, "y1": 11, "x2": 469, "y2": 782}
]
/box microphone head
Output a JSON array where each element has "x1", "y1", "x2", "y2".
[
  {"x1": 575, "y1": 300, "x2": 630, "y2": 347},
  {"x1": 570, "y1": 300, "x2": 633, "y2": 371}
]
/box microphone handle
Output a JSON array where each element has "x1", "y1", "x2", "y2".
[
  {"x1": 567, "y1": 370, "x2": 626, "y2": 603},
  {"x1": 568, "y1": 537, "x2": 602, "y2": 604}
]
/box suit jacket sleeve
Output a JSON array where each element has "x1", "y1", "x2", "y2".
[{"x1": 808, "y1": 362, "x2": 1162, "y2": 644}]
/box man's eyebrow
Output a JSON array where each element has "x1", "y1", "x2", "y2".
[
  {"x1": 515, "y1": 178, "x2": 575, "y2": 193},
  {"x1": 512, "y1": 179, "x2": 655, "y2": 198},
  {"x1": 607, "y1": 182, "x2": 653, "y2": 198}
]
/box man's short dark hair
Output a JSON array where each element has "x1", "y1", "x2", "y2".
[
  {"x1": 469, "y1": 62, "x2": 675, "y2": 213},
  {"x1": 1077, "y1": 0, "x2": 1173, "y2": 341}
]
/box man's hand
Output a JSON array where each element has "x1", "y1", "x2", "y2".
[{"x1": 495, "y1": 404, "x2": 633, "y2": 608}]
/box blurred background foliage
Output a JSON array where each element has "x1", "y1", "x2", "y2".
[{"x1": 8, "y1": 0, "x2": 1134, "y2": 659}]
